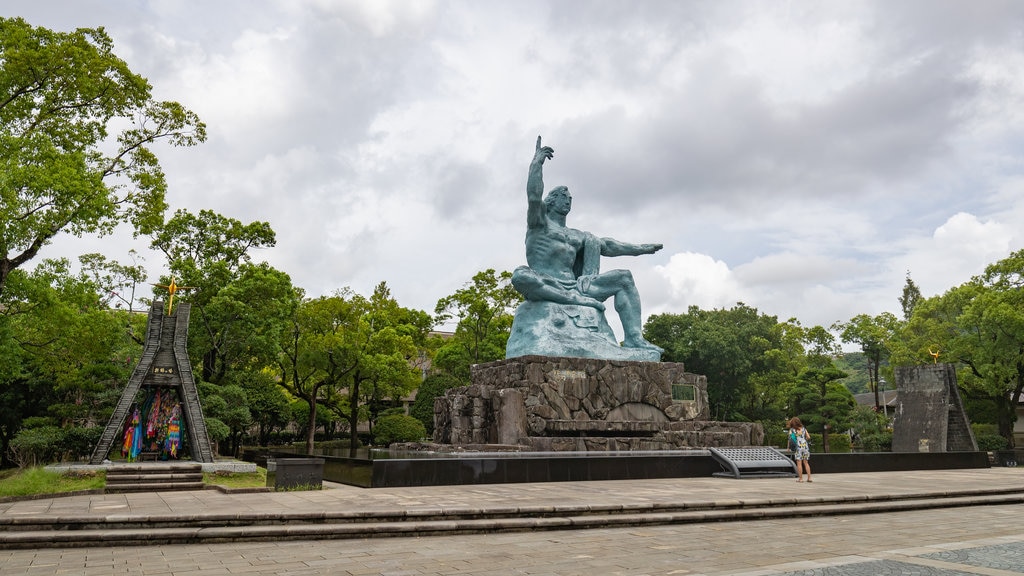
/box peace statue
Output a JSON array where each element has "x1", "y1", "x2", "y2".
[{"x1": 506, "y1": 137, "x2": 664, "y2": 361}]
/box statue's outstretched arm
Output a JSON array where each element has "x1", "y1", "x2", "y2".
[{"x1": 599, "y1": 237, "x2": 663, "y2": 257}]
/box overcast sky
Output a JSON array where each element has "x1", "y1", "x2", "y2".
[{"x1": 7, "y1": 1, "x2": 1024, "y2": 338}]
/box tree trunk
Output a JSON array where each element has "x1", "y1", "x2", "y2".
[
  {"x1": 348, "y1": 379, "x2": 361, "y2": 457},
  {"x1": 305, "y1": 393, "x2": 318, "y2": 455}
]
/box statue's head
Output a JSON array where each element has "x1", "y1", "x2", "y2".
[{"x1": 544, "y1": 186, "x2": 572, "y2": 215}]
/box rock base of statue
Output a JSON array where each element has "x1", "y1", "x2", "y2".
[
  {"x1": 433, "y1": 355, "x2": 763, "y2": 451},
  {"x1": 505, "y1": 300, "x2": 661, "y2": 362}
]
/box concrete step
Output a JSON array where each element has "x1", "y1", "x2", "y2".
[
  {"x1": 105, "y1": 473, "x2": 203, "y2": 483},
  {"x1": 104, "y1": 482, "x2": 206, "y2": 494},
  {"x1": 2, "y1": 488, "x2": 1022, "y2": 549},
  {"x1": 104, "y1": 463, "x2": 205, "y2": 493}
]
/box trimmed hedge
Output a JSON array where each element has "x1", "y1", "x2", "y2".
[{"x1": 372, "y1": 414, "x2": 427, "y2": 446}]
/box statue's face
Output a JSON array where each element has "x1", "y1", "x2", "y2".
[{"x1": 546, "y1": 188, "x2": 572, "y2": 215}]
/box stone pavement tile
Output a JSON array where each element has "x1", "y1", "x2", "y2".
[{"x1": 921, "y1": 541, "x2": 1024, "y2": 573}]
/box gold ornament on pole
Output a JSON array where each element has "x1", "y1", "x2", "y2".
[{"x1": 152, "y1": 277, "x2": 195, "y2": 315}]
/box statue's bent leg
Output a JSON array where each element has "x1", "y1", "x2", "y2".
[
  {"x1": 587, "y1": 270, "x2": 664, "y2": 352},
  {"x1": 511, "y1": 266, "x2": 605, "y2": 311}
]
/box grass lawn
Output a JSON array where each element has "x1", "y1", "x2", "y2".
[
  {"x1": 0, "y1": 466, "x2": 269, "y2": 498},
  {"x1": 203, "y1": 467, "x2": 267, "y2": 489},
  {"x1": 0, "y1": 467, "x2": 105, "y2": 498}
]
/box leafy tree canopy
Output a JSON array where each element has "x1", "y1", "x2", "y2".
[
  {"x1": 433, "y1": 269, "x2": 521, "y2": 378},
  {"x1": 0, "y1": 17, "x2": 205, "y2": 298}
]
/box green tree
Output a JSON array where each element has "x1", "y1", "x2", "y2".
[
  {"x1": 150, "y1": 209, "x2": 292, "y2": 384},
  {"x1": 790, "y1": 366, "x2": 854, "y2": 451},
  {"x1": 645, "y1": 304, "x2": 805, "y2": 421},
  {"x1": 0, "y1": 17, "x2": 205, "y2": 298},
  {"x1": 833, "y1": 312, "x2": 899, "y2": 411},
  {"x1": 409, "y1": 373, "x2": 464, "y2": 436},
  {"x1": 899, "y1": 271, "x2": 924, "y2": 321},
  {"x1": 278, "y1": 290, "x2": 360, "y2": 455},
  {"x1": 279, "y1": 284, "x2": 428, "y2": 455},
  {"x1": 896, "y1": 250, "x2": 1024, "y2": 444},
  {"x1": 433, "y1": 269, "x2": 522, "y2": 379},
  {"x1": 0, "y1": 258, "x2": 140, "y2": 465},
  {"x1": 240, "y1": 370, "x2": 291, "y2": 446}
]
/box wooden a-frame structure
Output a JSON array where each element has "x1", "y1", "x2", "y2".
[{"x1": 90, "y1": 300, "x2": 214, "y2": 464}]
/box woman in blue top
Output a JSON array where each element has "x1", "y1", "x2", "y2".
[{"x1": 788, "y1": 417, "x2": 812, "y2": 482}]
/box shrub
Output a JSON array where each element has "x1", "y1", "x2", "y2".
[
  {"x1": 9, "y1": 426, "x2": 63, "y2": 467},
  {"x1": 410, "y1": 374, "x2": 466, "y2": 435},
  {"x1": 858, "y1": 432, "x2": 892, "y2": 452},
  {"x1": 975, "y1": 434, "x2": 1009, "y2": 451},
  {"x1": 9, "y1": 426, "x2": 105, "y2": 467},
  {"x1": 372, "y1": 414, "x2": 426, "y2": 446},
  {"x1": 59, "y1": 427, "x2": 103, "y2": 461},
  {"x1": 816, "y1": 432, "x2": 852, "y2": 453}
]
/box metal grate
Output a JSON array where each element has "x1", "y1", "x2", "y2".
[{"x1": 708, "y1": 447, "x2": 798, "y2": 479}]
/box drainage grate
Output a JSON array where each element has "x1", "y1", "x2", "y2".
[{"x1": 708, "y1": 447, "x2": 798, "y2": 479}]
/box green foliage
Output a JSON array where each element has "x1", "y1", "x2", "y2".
[
  {"x1": 279, "y1": 283, "x2": 428, "y2": 455},
  {"x1": 899, "y1": 272, "x2": 924, "y2": 321},
  {"x1": 0, "y1": 17, "x2": 205, "y2": 298},
  {"x1": 833, "y1": 312, "x2": 899, "y2": 410},
  {"x1": 434, "y1": 269, "x2": 521, "y2": 377},
  {"x1": 858, "y1": 432, "x2": 893, "y2": 452},
  {"x1": 975, "y1": 434, "x2": 1009, "y2": 451},
  {"x1": 816, "y1": 432, "x2": 852, "y2": 453},
  {"x1": 847, "y1": 405, "x2": 892, "y2": 452},
  {"x1": 150, "y1": 209, "x2": 295, "y2": 384},
  {"x1": 893, "y1": 249, "x2": 1024, "y2": 444},
  {"x1": 835, "y1": 353, "x2": 871, "y2": 394},
  {"x1": 240, "y1": 371, "x2": 292, "y2": 446},
  {"x1": 372, "y1": 414, "x2": 426, "y2": 446},
  {"x1": 8, "y1": 426, "x2": 62, "y2": 467},
  {"x1": 203, "y1": 468, "x2": 266, "y2": 489},
  {"x1": 790, "y1": 367, "x2": 855, "y2": 435},
  {"x1": 963, "y1": 398, "x2": 999, "y2": 425},
  {"x1": 8, "y1": 425, "x2": 102, "y2": 467},
  {"x1": 410, "y1": 373, "x2": 467, "y2": 435},
  {"x1": 645, "y1": 304, "x2": 818, "y2": 422},
  {"x1": 971, "y1": 423, "x2": 1008, "y2": 451},
  {"x1": 204, "y1": 418, "x2": 230, "y2": 444}
]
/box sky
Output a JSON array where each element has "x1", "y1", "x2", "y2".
[{"x1": 6, "y1": 1, "x2": 1024, "y2": 339}]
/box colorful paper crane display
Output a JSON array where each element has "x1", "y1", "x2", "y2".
[{"x1": 121, "y1": 388, "x2": 184, "y2": 461}]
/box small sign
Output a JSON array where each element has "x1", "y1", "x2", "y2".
[
  {"x1": 550, "y1": 369, "x2": 586, "y2": 383},
  {"x1": 153, "y1": 367, "x2": 175, "y2": 374},
  {"x1": 672, "y1": 384, "x2": 696, "y2": 402}
]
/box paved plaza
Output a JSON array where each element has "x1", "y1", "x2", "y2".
[{"x1": 1, "y1": 468, "x2": 1022, "y2": 575}]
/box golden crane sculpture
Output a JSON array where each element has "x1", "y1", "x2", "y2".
[{"x1": 152, "y1": 277, "x2": 196, "y2": 315}]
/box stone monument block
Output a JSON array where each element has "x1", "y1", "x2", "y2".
[
  {"x1": 892, "y1": 363, "x2": 977, "y2": 453},
  {"x1": 433, "y1": 355, "x2": 761, "y2": 451}
]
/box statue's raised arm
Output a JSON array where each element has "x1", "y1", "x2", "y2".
[{"x1": 526, "y1": 136, "x2": 554, "y2": 229}]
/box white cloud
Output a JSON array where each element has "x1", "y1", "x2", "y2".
[
  {"x1": 655, "y1": 252, "x2": 748, "y2": 311},
  {"x1": 6, "y1": 0, "x2": 1024, "y2": 337}
]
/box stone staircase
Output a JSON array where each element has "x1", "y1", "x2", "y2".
[
  {"x1": 3, "y1": 484, "x2": 1023, "y2": 549},
  {"x1": 104, "y1": 463, "x2": 204, "y2": 494}
]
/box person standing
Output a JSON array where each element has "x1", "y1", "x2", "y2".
[{"x1": 789, "y1": 417, "x2": 812, "y2": 482}]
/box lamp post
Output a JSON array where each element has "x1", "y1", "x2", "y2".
[{"x1": 879, "y1": 377, "x2": 888, "y2": 418}]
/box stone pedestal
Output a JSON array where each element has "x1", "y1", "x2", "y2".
[
  {"x1": 892, "y1": 363, "x2": 977, "y2": 453},
  {"x1": 433, "y1": 355, "x2": 762, "y2": 451},
  {"x1": 506, "y1": 301, "x2": 661, "y2": 362}
]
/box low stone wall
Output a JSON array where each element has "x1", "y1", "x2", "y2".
[{"x1": 434, "y1": 355, "x2": 762, "y2": 451}]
